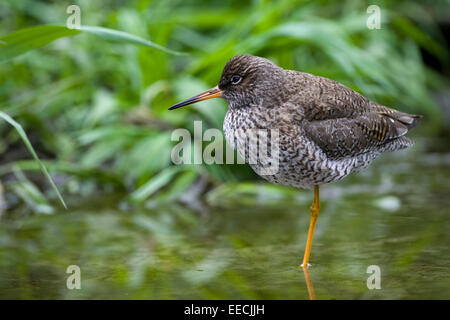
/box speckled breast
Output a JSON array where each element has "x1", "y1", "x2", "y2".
[{"x1": 223, "y1": 107, "x2": 378, "y2": 189}]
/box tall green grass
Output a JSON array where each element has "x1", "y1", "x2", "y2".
[{"x1": 0, "y1": 111, "x2": 66, "y2": 208}]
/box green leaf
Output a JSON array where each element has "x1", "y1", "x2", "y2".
[
  {"x1": 79, "y1": 26, "x2": 186, "y2": 56},
  {"x1": 0, "y1": 25, "x2": 80, "y2": 63},
  {"x1": 0, "y1": 111, "x2": 67, "y2": 209},
  {"x1": 0, "y1": 24, "x2": 185, "y2": 64},
  {"x1": 11, "y1": 180, "x2": 54, "y2": 215},
  {"x1": 129, "y1": 166, "x2": 182, "y2": 202}
]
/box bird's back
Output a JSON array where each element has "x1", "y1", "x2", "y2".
[{"x1": 276, "y1": 70, "x2": 420, "y2": 157}]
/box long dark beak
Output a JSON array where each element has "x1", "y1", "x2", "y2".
[{"x1": 168, "y1": 86, "x2": 223, "y2": 110}]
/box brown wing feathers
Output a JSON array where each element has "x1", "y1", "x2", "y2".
[
  {"x1": 287, "y1": 72, "x2": 421, "y2": 159},
  {"x1": 303, "y1": 102, "x2": 421, "y2": 159}
]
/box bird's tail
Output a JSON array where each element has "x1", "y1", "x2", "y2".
[
  {"x1": 396, "y1": 113, "x2": 422, "y2": 130},
  {"x1": 380, "y1": 108, "x2": 422, "y2": 152},
  {"x1": 371, "y1": 102, "x2": 422, "y2": 134}
]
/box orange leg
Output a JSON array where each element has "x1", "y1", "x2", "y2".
[
  {"x1": 302, "y1": 266, "x2": 316, "y2": 300},
  {"x1": 301, "y1": 185, "x2": 320, "y2": 268}
]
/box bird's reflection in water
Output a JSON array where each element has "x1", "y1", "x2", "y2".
[{"x1": 301, "y1": 267, "x2": 316, "y2": 300}]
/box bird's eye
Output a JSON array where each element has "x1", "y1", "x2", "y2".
[{"x1": 231, "y1": 75, "x2": 242, "y2": 85}]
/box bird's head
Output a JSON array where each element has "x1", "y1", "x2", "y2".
[{"x1": 168, "y1": 54, "x2": 282, "y2": 111}]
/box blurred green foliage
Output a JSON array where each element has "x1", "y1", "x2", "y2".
[{"x1": 0, "y1": 0, "x2": 448, "y2": 212}]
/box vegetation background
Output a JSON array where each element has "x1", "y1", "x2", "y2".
[{"x1": 0, "y1": 0, "x2": 449, "y2": 299}]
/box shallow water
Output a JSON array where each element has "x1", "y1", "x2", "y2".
[{"x1": 0, "y1": 139, "x2": 449, "y2": 299}]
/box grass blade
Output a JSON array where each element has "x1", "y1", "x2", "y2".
[
  {"x1": 80, "y1": 26, "x2": 186, "y2": 56},
  {"x1": 0, "y1": 111, "x2": 67, "y2": 209},
  {"x1": 129, "y1": 166, "x2": 181, "y2": 202},
  {"x1": 0, "y1": 25, "x2": 80, "y2": 63},
  {"x1": 0, "y1": 24, "x2": 185, "y2": 64}
]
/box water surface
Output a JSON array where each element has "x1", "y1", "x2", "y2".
[{"x1": 0, "y1": 140, "x2": 449, "y2": 299}]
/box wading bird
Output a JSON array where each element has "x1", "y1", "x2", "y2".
[{"x1": 169, "y1": 54, "x2": 420, "y2": 267}]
